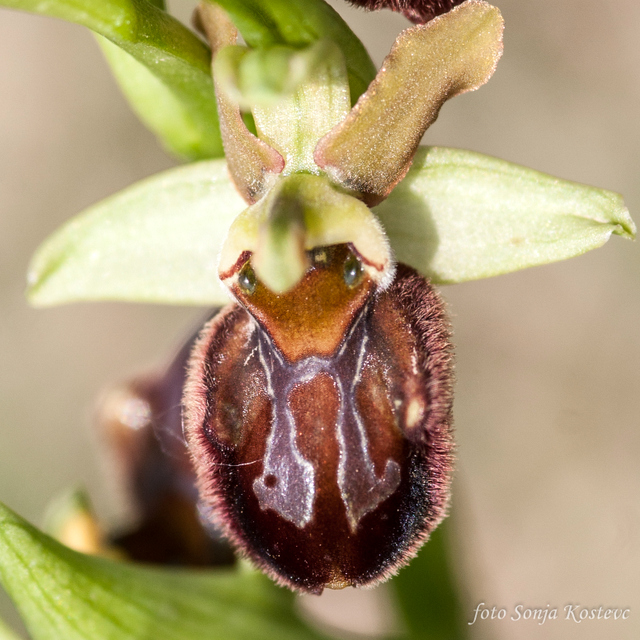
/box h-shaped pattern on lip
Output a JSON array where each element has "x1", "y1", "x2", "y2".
[{"x1": 252, "y1": 307, "x2": 401, "y2": 530}]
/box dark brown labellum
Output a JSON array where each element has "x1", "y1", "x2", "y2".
[
  {"x1": 184, "y1": 244, "x2": 454, "y2": 593},
  {"x1": 345, "y1": 0, "x2": 466, "y2": 24},
  {"x1": 96, "y1": 334, "x2": 234, "y2": 567}
]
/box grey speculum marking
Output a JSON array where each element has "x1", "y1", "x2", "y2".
[{"x1": 252, "y1": 307, "x2": 401, "y2": 530}]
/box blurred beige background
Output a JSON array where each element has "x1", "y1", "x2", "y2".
[{"x1": 1, "y1": 1, "x2": 639, "y2": 638}]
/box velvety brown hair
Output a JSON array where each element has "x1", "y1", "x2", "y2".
[
  {"x1": 346, "y1": 0, "x2": 465, "y2": 23},
  {"x1": 183, "y1": 258, "x2": 455, "y2": 593}
]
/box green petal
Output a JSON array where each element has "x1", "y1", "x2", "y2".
[
  {"x1": 27, "y1": 160, "x2": 246, "y2": 307},
  {"x1": 315, "y1": 0, "x2": 503, "y2": 205},
  {"x1": 1, "y1": 0, "x2": 222, "y2": 160},
  {"x1": 375, "y1": 146, "x2": 636, "y2": 284},
  {"x1": 0, "y1": 502, "x2": 323, "y2": 640},
  {"x1": 209, "y1": 0, "x2": 376, "y2": 105},
  {"x1": 196, "y1": 3, "x2": 285, "y2": 205}
]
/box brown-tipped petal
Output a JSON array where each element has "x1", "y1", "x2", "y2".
[
  {"x1": 346, "y1": 0, "x2": 466, "y2": 24},
  {"x1": 315, "y1": 0, "x2": 503, "y2": 206},
  {"x1": 195, "y1": 3, "x2": 284, "y2": 204}
]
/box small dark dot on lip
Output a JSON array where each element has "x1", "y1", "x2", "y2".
[{"x1": 265, "y1": 474, "x2": 277, "y2": 488}]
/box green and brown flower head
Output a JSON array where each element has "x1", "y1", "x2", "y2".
[
  {"x1": 19, "y1": 0, "x2": 634, "y2": 599},
  {"x1": 180, "y1": 0, "x2": 502, "y2": 592}
]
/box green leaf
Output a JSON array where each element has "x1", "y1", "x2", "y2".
[
  {"x1": 0, "y1": 614, "x2": 24, "y2": 640},
  {"x1": 0, "y1": 502, "x2": 323, "y2": 640},
  {"x1": 1, "y1": 0, "x2": 222, "y2": 160},
  {"x1": 95, "y1": 36, "x2": 210, "y2": 160},
  {"x1": 209, "y1": 0, "x2": 376, "y2": 105},
  {"x1": 27, "y1": 160, "x2": 246, "y2": 307},
  {"x1": 375, "y1": 146, "x2": 636, "y2": 284},
  {"x1": 390, "y1": 523, "x2": 466, "y2": 640}
]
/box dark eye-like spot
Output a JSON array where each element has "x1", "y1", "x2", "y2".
[
  {"x1": 238, "y1": 262, "x2": 257, "y2": 295},
  {"x1": 343, "y1": 252, "x2": 363, "y2": 288}
]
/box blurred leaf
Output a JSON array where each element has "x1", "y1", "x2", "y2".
[
  {"x1": 0, "y1": 0, "x2": 222, "y2": 160},
  {"x1": 0, "y1": 615, "x2": 24, "y2": 640},
  {"x1": 391, "y1": 524, "x2": 466, "y2": 640},
  {"x1": 209, "y1": 0, "x2": 376, "y2": 104},
  {"x1": 27, "y1": 160, "x2": 246, "y2": 307},
  {"x1": 376, "y1": 146, "x2": 636, "y2": 284},
  {"x1": 0, "y1": 502, "x2": 324, "y2": 640},
  {"x1": 95, "y1": 36, "x2": 211, "y2": 160}
]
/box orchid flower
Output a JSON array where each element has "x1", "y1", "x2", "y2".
[{"x1": 0, "y1": 0, "x2": 634, "y2": 636}]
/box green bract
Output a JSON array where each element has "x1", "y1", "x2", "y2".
[
  {"x1": 210, "y1": 0, "x2": 377, "y2": 104},
  {"x1": 0, "y1": 0, "x2": 222, "y2": 160}
]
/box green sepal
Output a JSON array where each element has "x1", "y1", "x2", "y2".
[
  {"x1": 0, "y1": 502, "x2": 324, "y2": 640},
  {"x1": 27, "y1": 160, "x2": 245, "y2": 307},
  {"x1": 208, "y1": 0, "x2": 376, "y2": 105},
  {"x1": 375, "y1": 146, "x2": 636, "y2": 284},
  {"x1": 1, "y1": 0, "x2": 222, "y2": 160}
]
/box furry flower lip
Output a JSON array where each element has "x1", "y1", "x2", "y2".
[{"x1": 184, "y1": 245, "x2": 454, "y2": 593}]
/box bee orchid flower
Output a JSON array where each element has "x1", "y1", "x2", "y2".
[
  {"x1": 174, "y1": 0, "x2": 502, "y2": 592},
  {"x1": 5, "y1": 0, "x2": 634, "y2": 616}
]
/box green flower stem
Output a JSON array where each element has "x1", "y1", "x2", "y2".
[{"x1": 0, "y1": 0, "x2": 222, "y2": 160}]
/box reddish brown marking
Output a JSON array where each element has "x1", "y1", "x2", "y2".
[{"x1": 232, "y1": 245, "x2": 374, "y2": 362}]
